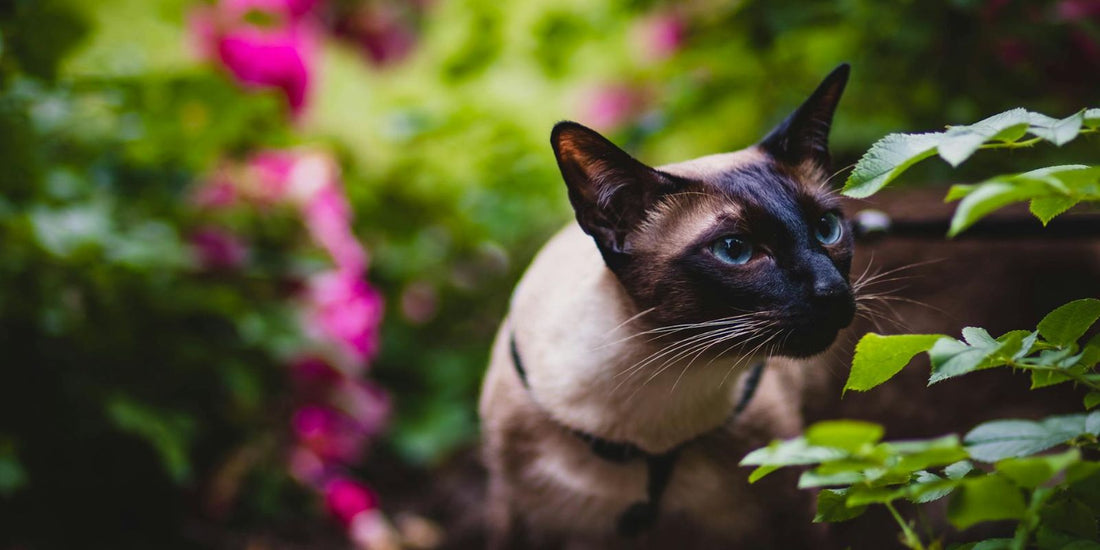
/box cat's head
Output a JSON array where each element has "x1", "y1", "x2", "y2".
[{"x1": 552, "y1": 64, "x2": 854, "y2": 358}]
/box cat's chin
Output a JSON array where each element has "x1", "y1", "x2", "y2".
[{"x1": 773, "y1": 327, "x2": 843, "y2": 358}]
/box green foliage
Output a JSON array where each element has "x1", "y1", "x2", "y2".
[
  {"x1": 842, "y1": 108, "x2": 1100, "y2": 199},
  {"x1": 753, "y1": 103, "x2": 1100, "y2": 548}
]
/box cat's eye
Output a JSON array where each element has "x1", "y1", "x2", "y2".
[
  {"x1": 710, "y1": 236, "x2": 753, "y2": 265},
  {"x1": 815, "y1": 212, "x2": 843, "y2": 245}
]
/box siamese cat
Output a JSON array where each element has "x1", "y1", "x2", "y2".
[{"x1": 479, "y1": 65, "x2": 855, "y2": 548}]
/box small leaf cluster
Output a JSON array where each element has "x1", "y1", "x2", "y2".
[
  {"x1": 846, "y1": 299, "x2": 1100, "y2": 407},
  {"x1": 742, "y1": 415, "x2": 1100, "y2": 549}
]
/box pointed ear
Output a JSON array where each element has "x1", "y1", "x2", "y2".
[
  {"x1": 551, "y1": 121, "x2": 681, "y2": 262},
  {"x1": 760, "y1": 63, "x2": 850, "y2": 169}
]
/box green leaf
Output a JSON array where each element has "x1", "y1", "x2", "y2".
[
  {"x1": 1028, "y1": 110, "x2": 1085, "y2": 146},
  {"x1": 0, "y1": 446, "x2": 27, "y2": 498},
  {"x1": 938, "y1": 109, "x2": 1031, "y2": 167},
  {"x1": 995, "y1": 449, "x2": 1080, "y2": 488},
  {"x1": 846, "y1": 333, "x2": 944, "y2": 392},
  {"x1": 970, "y1": 540, "x2": 1013, "y2": 550},
  {"x1": 805, "y1": 420, "x2": 885, "y2": 453},
  {"x1": 842, "y1": 132, "x2": 943, "y2": 198},
  {"x1": 1085, "y1": 108, "x2": 1100, "y2": 130},
  {"x1": 815, "y1": 488, "x2": 867, "y2": 523},
  {"x1": 945, "y1": 460, "x2": 975, "y2": 479},
  {"x1": 965, "y1": 414, "x2": 1090, "y2": 462},
  {"x1": 948, "y1": 180, "x2": 1047, "y2": 237},
  {"x1": 928, "y1": 333, "x2": 1008, "y2": 384},
  {"x1": 887, "y1": 435, "x2": 969, "y2": 475},
  {"x1": 947, "y1": 475, "x2": 1027, "y2": 530},
  {"x1": 909, "y1": 471, "x2": 960, "y2": 503},
  {"x1": 748, "y1": 464, "x2": 779, "y2": 483},
  {"x1": 1030, "y1": 195, "x2": 1079, "y2": 225},
  {"x1": 106, "y1": 396, "x2": 195, "y2": 483},
  {"x1": 1039, "y1": 497, "x2": 1098, "y2": 542},
  {"x1": 798, "y1": 469, "x2": 865, "y2": 488},
  {"x1": 1037, "y1": 298, "x2": 1100, "y2": 347},
  {"x1": 740, "y1": 437, "x2": 848, "y2": 467},
  {"x1": 946, "y1": 184, "x2": 978, "y2": 201},
  {"x1": 1085, "y1": 392, "x2": 1100, "y2": 410},
  {"x1": 845, "y1": 484, "x2": 906, "y2": 506},
  {"x1": 1030, "y1": 369, "x2": 1071, "y2": 389}
]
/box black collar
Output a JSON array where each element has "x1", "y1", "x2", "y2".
[{"x1": 509, "y1": 332, "x2": 766, "y2": 537}]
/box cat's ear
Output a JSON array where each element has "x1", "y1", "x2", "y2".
[
  {"x1": 551, "y1": 121, "x2": 681, "y2": 262},
  {"x1": 759, "y1": 63, "x2": 850, "y2": 169}
]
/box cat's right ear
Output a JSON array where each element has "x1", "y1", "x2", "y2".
[{"x1": 551, "y1": 121, "x2": 680, "y2": 263}]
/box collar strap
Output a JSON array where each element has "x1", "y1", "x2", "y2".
[{"x1": 509, "y1": 332, "x2": 766, "y2": 536}]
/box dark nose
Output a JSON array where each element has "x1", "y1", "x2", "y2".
[{"x1": 807, "y1": 255, "x2": 854, "y2": 325}]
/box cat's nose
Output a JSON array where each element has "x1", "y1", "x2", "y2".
[{"x1": 813, "y1": 275, "x2": 848, "y2": 300}]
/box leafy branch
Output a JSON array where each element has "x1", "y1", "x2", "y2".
[{"x1": 841, "y1": 108, "x2": 1100, "y2": 238}]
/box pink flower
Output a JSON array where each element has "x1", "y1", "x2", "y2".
[
  {"x1": 189, "y1": 227, "x2": 249, "y2": 269},
  {"x1": 190, "y1": 0, "x2": 319, "y2": 115},
  {"x1": 633, "y1": 13, "x2": 685, "y2": 62},
  {"x1": 288, "y1": 445, "x2": 328, "y2": 486},
  {"x1": 581, "y1": 83, "x2": 645, "y2": 131},
  {"x1": 324, "y1": 477, "x2": 378, "y2": 526},
  {"x1": 292, "y1": 405, "x2": 369, "y2": 463},
  {"x1": 305, "y1": 270, "x2": 384, "y2": 366},
  {"x1": 302, "y1": 186, "x2": 368, "y2": 273}
]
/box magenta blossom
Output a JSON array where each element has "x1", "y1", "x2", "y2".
[
  {"x1": 324, "y1": 477, "x2": 378, "y2": 526},
  {"x1": 292, "y1": 405, "x2": 370, "y2": 463},
  {"x1": 190, "y1": 0, "x2": 319, "y2": 115},
  {"x1": 305, "y1": 270, "x2": 384, "y2": 367},
  {"x1": 189, "y1": 227, "x2": 249, "y2": 270},
  {"x1": 581, "y1": 83, "x2": 645, "y2": 131},
  {"x1": 302, "y1": 185, "x2": 368, "y2": 273}
]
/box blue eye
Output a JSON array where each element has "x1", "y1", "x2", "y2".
[
  {"x1": 815, "y1": 212, "x2": 843, "y2": 245},
  {"x1": 710, "y1": 236, "x2": 753, "y2": 265}
]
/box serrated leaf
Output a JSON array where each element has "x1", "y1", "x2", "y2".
[
  {"x1": 1028, "y1": 110, "x2": 1086, "y2": 146},
  {"x1": 995, "y1": 449, "x2": 1080, "y2": 488},
  {"x1": 1087, "y1": 410, "x2": 1100, "y2": 435},
  {"x1": 842, "y1": 132, "x2": 943, "y2": 198},
  {"x1": 846, "y1": 333, "x2": 944, "y2": 392},
  {"x1": 740, "y1": 437, "x2": 848, "y2": 467},
  {"x1": 886, "y1": 435, "x2": 969, "y2": 475},
  {"x1": 805, "y1": 420, "x2": 885, "y2": 452},
  {"x1": 928, "y1": 334, "x2": 1007, "y2": 384},
  {"x1": 1031, "y1": 369, "x2": 1071, "y2": 389},
  {"x1": 947, "y1": 475, "x2": 1027, "y2": 530},
  {"x1": 815, "y1": 488, "x2": 867, "y2": 523},
  {"x1": 1038, "y1": 298, "x2": 1100, "y2": 346},
  {"x1": 909, "y1": 471, "x2": 960, "y2": 503},
  {"x1": 945, "y1": 460, "x2": 975, "y2": 479},
  {"x1": 970, "y1": 540, "x2": 1013, "y2": 550},
  {"x1": 1030, "y1": 195, "x2": 1079, "y2": 225},
  {"x1": 948, "y1": 181, "x2": 1047, "y2": 237},
  {"x1": 965, "y1": 414, "x2": 1090, "y2": 462},
  {"x1": 938, "y1": 109, "x2": 1031, "y2": 167},
  {"x1": 798, "y1": 469, "x2": 864, "y2": 488}
]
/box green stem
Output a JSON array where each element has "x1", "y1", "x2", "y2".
[{"x1": 885, "y1": 502, "x2": 925, "y2": 550}]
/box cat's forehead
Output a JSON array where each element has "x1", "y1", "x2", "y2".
[{"x1": 634, "y1": 148, "x2": 836, "y2": 255}]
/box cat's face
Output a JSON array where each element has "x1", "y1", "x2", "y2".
[{"x1": 553, "y1": 64, "x2": 854, "y2": 358}]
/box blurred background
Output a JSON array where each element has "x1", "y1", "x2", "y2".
[{"x1": 0, "y1": 0, "x2": 1097, "y2": 547}]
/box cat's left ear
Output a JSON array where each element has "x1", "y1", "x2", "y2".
[{"x1": 759, "y1": 63, "x2": 850, "y2": 169}]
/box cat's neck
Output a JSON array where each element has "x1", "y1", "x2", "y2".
[{"x1": 510, "y1": 224, "x2": 759, "y2": 453}]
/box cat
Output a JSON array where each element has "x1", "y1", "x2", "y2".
[{"x1": 478, "y1": 64, "x2": 856, "y2": 549}]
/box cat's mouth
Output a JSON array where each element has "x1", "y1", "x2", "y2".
[{"x1": 771, "y1": 300, "x2": 856, "y2": 358}]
